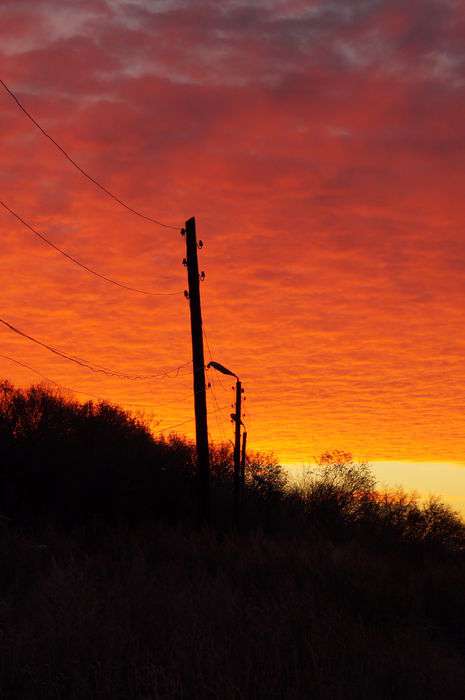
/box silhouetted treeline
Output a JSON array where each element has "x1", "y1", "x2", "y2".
[
  {"x1": 2, "y1": 382, "x2": 465, "y2": 698},
  {"x1": 1, "y1": 381, "x2": 464, "y2": 560},
  {"x1": 0, "y1": 381, "x2": 183, "y2": 526},
  {"x1": 0, "y1": 381, "x2": 283, "y2": 529}
]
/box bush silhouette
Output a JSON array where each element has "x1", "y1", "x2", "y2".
[
  {"x1": 1, "y1": 384, "x2": 465, "y2": 697},
  {"x1": 0, "y1": 381, "x2": 185, "y2": 526},
  {"x1": 288, "y1": 451, "x2": 465, "y2": 555},
  {"x1": 0, "y1": 380, "x2": 464, "y2": 556},
  {"x1": 0, "y1": 381, "x2": 286, "y2": 529}
]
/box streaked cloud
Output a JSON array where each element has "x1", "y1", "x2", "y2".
[{"x1": 1, "y1": 0, "x2": 465, "y2": 467}]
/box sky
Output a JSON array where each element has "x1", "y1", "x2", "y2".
[{"x1": 1, "y1": 0, "x2": 465, "y2": 509}]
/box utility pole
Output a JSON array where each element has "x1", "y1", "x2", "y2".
[
  {"x1": 205, "y1": 360, "x2": 243, "y2": 528},
  {"x1": 183, "y1": 217, "x2": 210, "y2": 525},
  {"x1": 233, "y1": 379, "x2": 242, "y2": 526},
  {"x1": 240, "y1": 430, "x2": 247, "y2": 490}
]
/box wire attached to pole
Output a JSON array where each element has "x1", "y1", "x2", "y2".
[
  {"x1": 0, "y1": 199, "x2": 183, "y2": 296},
  {"x1": 0, "y1": 316, "x2": 191, "y2": 381},
  {"x1": 0, "y1": 78, "x2": 180, "y2": 230}
]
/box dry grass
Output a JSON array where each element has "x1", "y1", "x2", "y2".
[
  {"x1": 1, "y1": 524, "x2": 465, "y2": 699},
  {"x1": 1, "y1": 388, "x2": 465, "y2": 697}
]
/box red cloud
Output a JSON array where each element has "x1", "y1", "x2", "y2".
[{"x1": 1, "y1": 0, "x2": 465, "y2": 463}]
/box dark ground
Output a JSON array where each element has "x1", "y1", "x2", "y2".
[{"x1": 1, "y1": 383, "x2": 465, "y2": 699}]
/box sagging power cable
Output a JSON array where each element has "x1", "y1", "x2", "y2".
[
  {"x1": 0, "y1": 316, "x2": 191, "y2": 381},
  {"x1": 0, "y1": 199, "x2": 182, "y2": 296},
  {"x1": 0, "y1": 78, "x2": 180, "y2": 231}
]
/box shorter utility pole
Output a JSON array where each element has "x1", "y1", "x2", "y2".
[
  {"x1": 233, "y1": 379, "x2": 242, "y2": 527},
  {"x1": 240, "y1": 430, "x2": 247, "y2": 490},
  {"x1": 183, "y1": 217, "x2": 210, "y2": 526},
  {"x1": 206, "y1": 360, "x2": 243, "y2": 528}
]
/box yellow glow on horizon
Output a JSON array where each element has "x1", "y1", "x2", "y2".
[{"x1": 285, "y1": 460, "x2": 465, "y2": 517}]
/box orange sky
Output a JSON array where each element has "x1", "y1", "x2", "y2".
[{"x1": 2, "y1": 0, "x2": 465, "y2": 484}]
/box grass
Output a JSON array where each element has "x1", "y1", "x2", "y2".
[
  {"x1": 1, "y1": 385, "x2": 465, "y2": 698},
  {"x1": 1, "y1": 523, "x2": 465, "y2": 699}
]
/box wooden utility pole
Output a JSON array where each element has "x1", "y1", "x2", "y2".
[
  {"x1": 233, "y1": 379, "x2": 242, "y2": 526},
  {"x1": 184, "y1": 217, "x2": 210, "y2": 525},
  {"x1": 240, "y1": 430, "x2": 247, "y2": 489}
]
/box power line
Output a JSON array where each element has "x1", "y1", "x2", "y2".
[
  {"x1": 0, "y1": 353, "x2": 204, "y2": 414},
  {"x1": 0, "y1": 199, "x2": 183, "y2": 296},
  {"x1": 0, "y1": 352, "x2": 207, "y2": 414},
  {"x1": 203, "y1": 328, "x2": 227, "y2": 444},
  {"x1": 0, "y1": 352, "x2": 63, "y2": 386},
  {"x1": 0, "y1": 78, "x2": 180, "y2": 231},
  {"x1": 208, "y1": 372, "x2": 227, "y2": 444},
  {"x1": 160, "y1": 404, "x2": 230, "y2": 434},
  {"x1": 0, "y1": 316, "x2": 191, "y2": 381},
  {"x1": 203, "y1": 324, "x2": 230, "y2": 393},
  {"x1": 204, "y1": 322, "x2": 249, "y2": 450},
  {"x1": 0, "y1": 352, "x2": 108, "y2": 400},
  {"x1": 160, "y1": 416, "x2": 196, "y2": 432}
]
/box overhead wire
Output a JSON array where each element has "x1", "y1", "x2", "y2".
[
  {"x1": 0, "y1": 352, "x2": 69, "y2": 387},
  {"x1": 0, "y1": 352, "x2": 111, "y2": 401},
  {"x1": 0, "y1": 78, "x2": 181, "y2": 231},
  {"x1": 160, "y1": 403, "x2": 230, "y2": 434},
  {"x1": 0, "y1": 316, "x2": 191, "y2": 381},
  {"x1": 0, "y1": 199, "x2": 182, "y2": 296},
  {"x1": 0, "y1": 353, "x2": 176, "y2": 408},
  {"x1": 203, "y1": 328, "x2": 228, "y2": 444},
  {"x1": 203, "y1": 323, "x2": 231, "y2": 393},
  {"x1": 203, "y1": 311, "x2": 249, "y2": 446},
  {"x1": 0, "y1": 80, "x2": 237, "y2": 430},
  {"x1": 208, "y1": 372, "x2": 227, "y2": 444},
  {"x1": 0, "y1": 92, "x2": 233, "y2": 449}
]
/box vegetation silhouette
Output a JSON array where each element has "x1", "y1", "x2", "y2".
[
  {"x1": 0, "y1": 381, "x2": 284, "y2": 530},
  {"x1": 1, "y1": 382, "x2": 465, "y2": 698}
]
